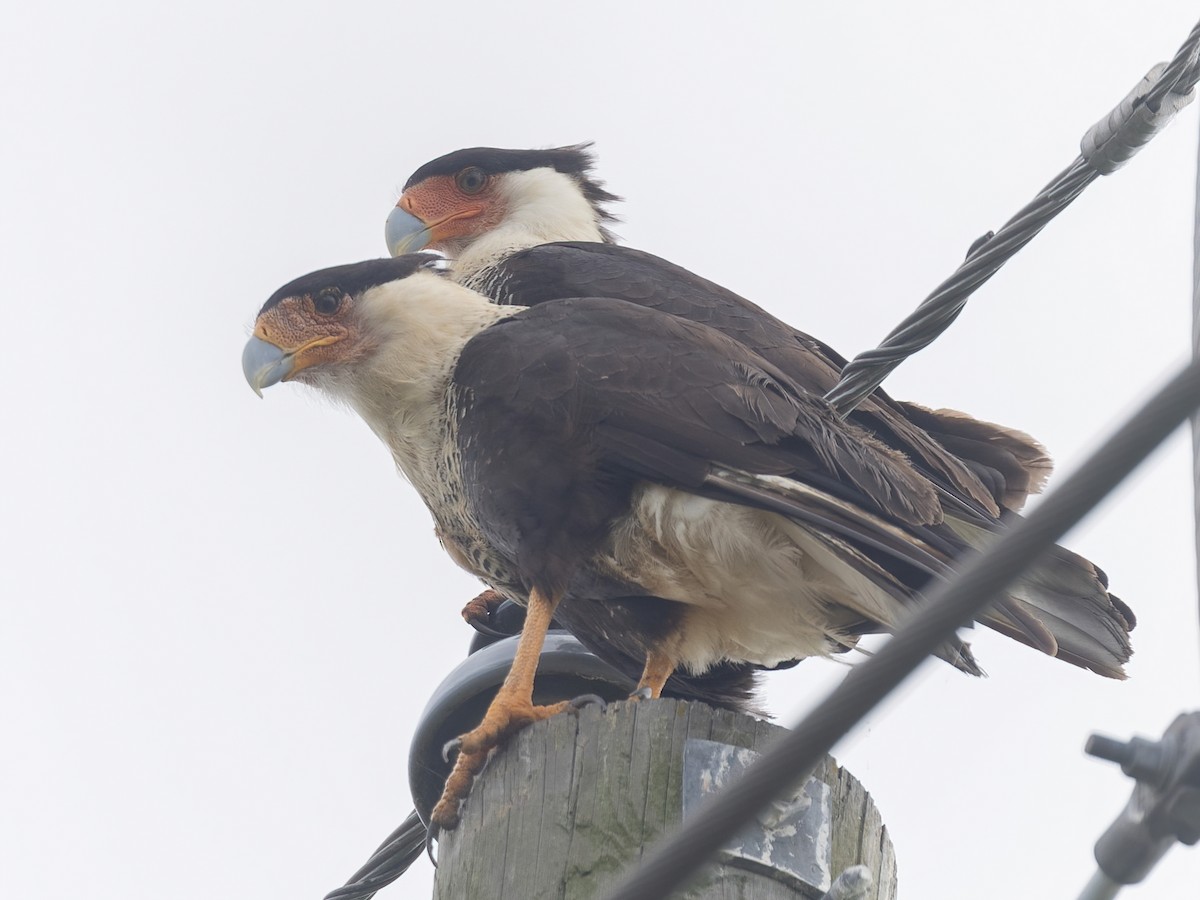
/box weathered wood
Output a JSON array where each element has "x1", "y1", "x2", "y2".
[{"x1": 433, "y1": 699, "x2": 896, "y2": 900}]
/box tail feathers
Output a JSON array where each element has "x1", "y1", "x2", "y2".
[
  {"x1": 949, "y1": 515, "x2": 1135, "y2": 677},
  {"x1": 1009, "y1": 562, "x2": 1133, "y2": 677},
  {"x1": 793, "y1": 519, "x2": 986, "y2": 677},
  {"x1": 990, "y1": 596, "x2": 1059, "y2": 656},
  {"x1": 710, "y1": 468, "x2": 1133, "y2": 680},
  {"x1": 846, "y1": 630, "x2": 986, "y2": 676},
  {"x1": 980, "y1": 589, "x2": 1132, "y2": 678},
  {"x1": 933, "y1": 633, "x2": 986, "y2": 677},
  {"x1": 664, "y1": 662, "x2": 767, "y2": 715},
  {"x1": 899, "y1": 403, "x2": 1053, "y2": 512}
]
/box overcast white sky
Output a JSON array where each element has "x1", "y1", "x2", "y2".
[{"x1": 4, "y1": 2, "x2": 1200, "y2": 898}]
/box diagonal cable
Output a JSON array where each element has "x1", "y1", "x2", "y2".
[{"x1": 322, "y1": 811, "x2": 426, "y2": 900}]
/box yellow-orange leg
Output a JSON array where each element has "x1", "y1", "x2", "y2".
[
  {"x1": 432, "y1": 586, "x2": 568, "y2": 830},
  {"x1": 631, "y1": 646, "x2": 677, "y2": 700}
]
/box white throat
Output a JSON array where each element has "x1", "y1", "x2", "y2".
[
  {"x1": 451, "y1": 168, "x2": 607, "y2": 289},
  {"x1": 321, "y1": 271, "x2": 516, "y2": 491}
]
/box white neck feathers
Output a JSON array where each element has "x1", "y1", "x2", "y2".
[
  {"x1": 453, "y1": 168, "x2": 607, "y2": 287},
  {"x1": 324, "y1": 271, "x2": 515, "y2": 489}
]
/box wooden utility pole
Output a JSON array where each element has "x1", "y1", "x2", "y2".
[{"x1": 433, "y1": 699, "x2": 896, "y2": 899}]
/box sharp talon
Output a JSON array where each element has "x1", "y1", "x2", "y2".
[
  {"x1": 442, "y1": 737, "x2": 462, "y2": 763},
  {"x1": 462, "y1": 589, "x2": 509, "y2": 636},
  {"x1": 570, "y1": 693, "x2": 606, "y2": 711},
  {"x1": 425, "y1": 820, "x2": 439, "y2": 868},
  {"x1": 630, "y1": 686, "x2": 653, "y2": 701}
]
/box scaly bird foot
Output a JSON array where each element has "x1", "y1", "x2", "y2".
[
  {"x1": 431, "y1": 694, "x2": 605, "y2": 830},
  {"x1": 441, "y1": 693, "x2": 606, "y2": 762},
  {"x1": 460, "y1": 589, "x2": 506, "y2": 630}
]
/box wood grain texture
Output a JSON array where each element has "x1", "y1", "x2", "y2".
[{"x1": 433, "y1": 699, "x2": 896, "y2": 900}]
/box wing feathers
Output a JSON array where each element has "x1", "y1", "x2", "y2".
[
  {"x1": 704, "y1": 468, "x2": 1131, "y2": 677},
  {"x1": 492, "y1": 243, "x2": 1027, "y2": 513},
  {"x1": 899, "y1": 403, "x2": 1053, "y2": 511},
  {"x1": 454, "y1": 295, "x2": 1133, "y2": 680},
  {"x1": 702, "y1": 467, "x2": 951, "y2": 577}
]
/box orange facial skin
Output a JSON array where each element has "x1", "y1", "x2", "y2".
[
  {"x1": 252, "y1": 292, "x2": 362, "y2": 380},
  {"x1": 398, "y1": 174, "x2": 508, "y2": 251}
]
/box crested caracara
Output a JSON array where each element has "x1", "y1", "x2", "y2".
[
  {"x1": 386, "y1": 143, "x2": 1054, "y2": 518},
  {"x1": 244, "y1": 255, "x2": 1134, "y2": 828}
]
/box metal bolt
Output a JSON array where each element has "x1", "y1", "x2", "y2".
[
  {"x1": 1086, "y1": 735, "x2": 1135, "y2": 766},
  {"x1": 1086, "y1": 734, "x2": 1168, "y2": 784}
]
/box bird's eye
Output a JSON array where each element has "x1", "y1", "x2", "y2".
[
  {"x1": 455, "y1": 167, "x2": 487, "y2": 195},
  {"x1": 313, "y1": 292, "x2": 342, "y2": 316}
]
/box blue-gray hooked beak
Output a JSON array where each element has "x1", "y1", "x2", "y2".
[
  {"x1": 386, "y1": 206, "x2": 434, "y2": 257},
  {"x1": 242, "y1": 336, "x2": 294, "y2": 398}
]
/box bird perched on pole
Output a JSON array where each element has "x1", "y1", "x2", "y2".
[
  {"x1": 385, "y1": 143, "x2": 1053, "y2": 518},
  {"x1": 243, "y1": 255, "x2": 1134, "y2": 830},
  {"x1": 384, "y1": 142, "x2": 1069, "y2": 710}
]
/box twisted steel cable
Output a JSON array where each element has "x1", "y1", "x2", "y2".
[
  {"x1": 322, "y1": 811, "x2": 425, "y2": 900},
  {"x1": 825, "y1": 22, "x2": 1200, "y2": 416}
]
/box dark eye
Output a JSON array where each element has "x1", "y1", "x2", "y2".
[
  {"x1": 455, "y1": 166, "x2": 487, "y2": 194},
  {"x1": 313, "y1": 292, "x2": 342, "y2": 316}
]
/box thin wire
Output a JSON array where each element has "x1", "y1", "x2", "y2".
[
  {"x1": 600, "y1": 356, "x2": 1200, "y2": 900},
  {"x1": 1194, "y1": 110, "x2": 1200, "y2": 668},
  {"x1": 1078, "y1": 869, "x2": 1124, "y2": 900},
  {"x1": 824, "y1": 22, "x2": 1200, "y2": 418}
]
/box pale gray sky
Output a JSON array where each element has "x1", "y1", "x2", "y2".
[{"x1": 3, "y1": 2, "x2": 1199, "y2": 897}]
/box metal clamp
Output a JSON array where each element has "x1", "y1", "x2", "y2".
[
  {"x1": 683, "y1": 739, "x2": 832, "y2": 895},
  {"x1": 1084, "y1": 711, "x2": 1200, "y2": 885},
  {"x1": 1081, "y1": 62, "x2": 1196, "y2": 175}
]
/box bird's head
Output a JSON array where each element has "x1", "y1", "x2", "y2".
[
  {"x1": 385, "y1": 143, "x2": 621, "y2": 259},
  {"x1": 242, "y1": 254, "x2": 455, "y2": 398}
]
